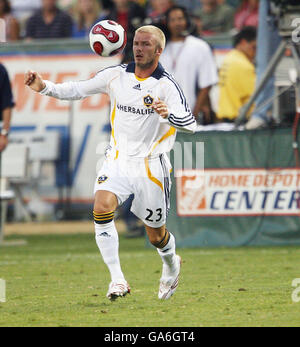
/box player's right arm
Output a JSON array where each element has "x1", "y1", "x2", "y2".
[{"x1": 24, "y1": 66, "x2": 117, "y2": 100}]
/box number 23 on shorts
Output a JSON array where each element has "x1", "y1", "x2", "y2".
[{"x1": 145, "y1": 208, "x2": 163, "y2": 222}]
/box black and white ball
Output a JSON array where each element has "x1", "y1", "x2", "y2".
[{"x1": 89, "y1": 20, "x2": 127, "y2": 57}]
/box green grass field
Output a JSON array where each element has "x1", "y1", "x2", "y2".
[{"x1": 1, "y1": 229, "x2": 300, "y2": 327}]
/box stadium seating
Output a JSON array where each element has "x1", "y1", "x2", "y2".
[{"x1": 0, "y1": 144, "x2": 28, "y2": 243}]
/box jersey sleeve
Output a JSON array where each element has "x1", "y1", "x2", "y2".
[
  {"x1": 40, "y1": 66, "x2": 119, "y2": 100},
  {"x1": 162, "y1": 75, "x2": 197, "y2": 133}
]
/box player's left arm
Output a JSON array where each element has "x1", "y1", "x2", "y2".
[{"x1": 154, "y1": 81, "x2": 197, "y2": 133}]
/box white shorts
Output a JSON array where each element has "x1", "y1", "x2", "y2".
[{"x1": 93, "y1": 153, "x2": 172, "y2": 228}]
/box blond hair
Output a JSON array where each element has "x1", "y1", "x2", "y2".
[{"x1": 135, "y1": 25, "x2": 166, "y2": 50}]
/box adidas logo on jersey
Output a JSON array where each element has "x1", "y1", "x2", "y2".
[{"x1": 133, "y1": 83, "x2": 141, "y2": 91}]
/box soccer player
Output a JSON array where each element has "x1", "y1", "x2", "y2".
[{"x1": 24, "y1": 25, "x2": 197, "y2": 300}]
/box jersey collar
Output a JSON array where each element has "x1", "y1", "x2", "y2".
[{"x1": 126, "y1": 62, "x2": 165, "y2": 80}]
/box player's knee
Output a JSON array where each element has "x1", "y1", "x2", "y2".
[
  {"x1": 93, "y1": 201, "x2": 116, "y2": 225},
  {"x1": 149, "y1": 234, "x2": 162, "y2": 246},
  {"x1": 94, "y1": 200, "x2": 114, "y2": 214},
  {"x1": 147, "y1": 227, "x2": 170, "y2": 248},
  {"x1": 94, "y1": 191, "x2": 118, "y2": 214}
]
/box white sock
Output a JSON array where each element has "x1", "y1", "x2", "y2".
[
  {"x1": 157, "y1": 232, "x2": 177, "y2": 278},
  {"x1": 94, "y1": 220, "x2": 125, "y2": 283}
]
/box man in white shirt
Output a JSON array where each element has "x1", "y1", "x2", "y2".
[
  {"x1": 160, "y1": 5, "x2": 218, "y2": 123},
  {"x1": 24, "y1": 25, "x2": 196, "y2": 301}
]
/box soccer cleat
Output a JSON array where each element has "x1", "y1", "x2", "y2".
[
  {"x1": 106, "y1": 279, "x2": 131, "y2": 301},
  {"x1": 158, "y1": 255, "x2": 182, "y2": 300}
]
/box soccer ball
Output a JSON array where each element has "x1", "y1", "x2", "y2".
[{"x1": 89, "y1": 20, "x2": 127, "y2": 57}]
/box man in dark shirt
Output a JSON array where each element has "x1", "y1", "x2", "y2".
[
  {"x1": 0, "y1": 63, "x2": 14, "y2": 152},
  {"x1": 25, "y1": 0, "x2": 73, "y2": 39}
]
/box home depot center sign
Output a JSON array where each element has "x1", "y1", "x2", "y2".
[{"x1": 176, "y1": 168, "x2": 300, "y2": 216}]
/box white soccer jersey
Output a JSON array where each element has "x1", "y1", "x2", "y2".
[{"x1": 40, "y1": 62, "x2": 196, "y2": 158}]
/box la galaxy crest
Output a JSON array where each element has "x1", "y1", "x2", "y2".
[
  {"x1": 143, "y1": 94, "x2": 154, "y2": 108},
  {"x1": 98, "y1": 175, "x2": 108, "y2": 184}
]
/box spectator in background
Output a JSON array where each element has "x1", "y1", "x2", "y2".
[
  {"x1": 0, "y1": 63, "x2": 14, "y2": 152},
  {"x1": 146, "y1": 0, "x2": 174, "y2": 26},
  {"x1": 103, "y1": 0, "x2": 146, "y2": 63},
  {"x1": 194, "y1": 0, "x2": 235, "y2": 35},
  {"x1": 174, "y1": 0, "x2": 199, "y2": 13},
  {"x1": 25, "y1": 0, "x2": 73, "y2": 39},
  {"x1": 234, "y1": 0, "x2": 258, "y2": 30},
  {"x1": 57, "y1": 0, "x2": 79, "y2": 20},
  {"x1": 190, "y1": 13, "x2": 203, "y2": 37},
  {"x1": 57, "y1": 0, "x2": 76, "y2": 12},
  {"x1": 160, "y1": 6, "x2": 218, "y2": 124},
  {"x1": 101, "y1": 0, "x2": 114, "y2": 12},
  {"x1": 216, "y1": 26, "x2": 257, "y2": 122},
  {"x1": 8, "y1": 0, "x2": 41, "y2": 38},
  {"x1": 130, "y1": 0, "x2": 147, "y2": 8},
  {"x1": 223, "y1": 0, "x2": 240, "y2": 7},
  {"x1": 72, "y1": 0, "x2": 104, "y2": 38},
  {"x1": 9, "y1": 0, "x2": 41, "y2": 22},
  {"x1": 0, "y1": 0, "x2": 20, "y2": 40}
]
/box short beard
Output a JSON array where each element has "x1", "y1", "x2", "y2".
[{"x1": 136, "y1": 58, "x2": 155, "y2": 70}]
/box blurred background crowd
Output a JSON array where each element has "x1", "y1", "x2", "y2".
[
  {"x1": 1, "y1": 0, "x2": 261, "y2": 126},
  {"x1": 0, "y1": 0, "x2": 258, "y2": 42}
]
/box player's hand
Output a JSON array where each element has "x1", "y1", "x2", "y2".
[
  {"x1": 152, "y1": 99, "x2": 169, "y2": 119},
  {"x1": 24, "y1": 70, "x2": 46, "y2": 92}
]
